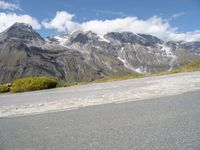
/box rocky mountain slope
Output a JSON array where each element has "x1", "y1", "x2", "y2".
[{"x1": 0, "y1": 23, "x2": 199, "y2": 83}]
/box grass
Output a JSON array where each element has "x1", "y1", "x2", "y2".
[
  {"x1": 172, "y1": 59, "x2": 200, "y2": 73},
  {"x1": 154, "y1": 59, "x2": 200, "y2": 76},
  {"x1": 94, "y1": 74, "x2": 146, "y2": 83},
  {"x1": 63, "y1": 82, "x2": 79, "y2": 87},
  {"x1": 11, "y1": 77, "x2": 58, "y2": 93},
  {"x1": 94, "y1": 59, "x2": 200, "y2": 83},
  {"x1": 0, "y1": 84, "x2": 10, "y2": 93}
]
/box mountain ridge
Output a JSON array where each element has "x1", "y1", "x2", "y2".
[{"x1": 0, "y1": 23, "x2": 199, "y2": 83}]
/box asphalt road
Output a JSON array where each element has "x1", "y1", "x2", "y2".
[{"x1": 0, "y1": 90, "x2": 200, "y2": 150}]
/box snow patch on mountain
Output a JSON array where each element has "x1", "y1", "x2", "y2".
[
  {"x1": 54, "y1": 35, "x2": 69, "y2": 46},
  {"x1": 159, "y1": 43, "x2": 177, "y2": 70},
  {"x1": 97, "y1": 35, "x2": 110, "y2": 43},
  {"x1": 161, "y1": 44, "x2": 174, "y2": 56},
  {"x1": 117, "y1": 47, "x2": 145, "y2": 74},
  {"x1": 134, "y1": 33, "x2": 145, "y2": 41}
]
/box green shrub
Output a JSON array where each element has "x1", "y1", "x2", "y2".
[
  {"x1": 0, "y1": 84, "x2": 10, "y2": 93},
  {"x1": 11, "y1": 77, "x2": 58, "y2": 93}
]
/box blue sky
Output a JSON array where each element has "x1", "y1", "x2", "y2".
[{"x1": 0, "y1": 0, "x2": 200, "y2": 41}]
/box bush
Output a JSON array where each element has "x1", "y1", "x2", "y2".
[
  {"x1": 11, "y1": 77, "x2": 58, "y2": 93},
  {"x1": 0, "y1": 84, "x2": 10, "y2": 93}
]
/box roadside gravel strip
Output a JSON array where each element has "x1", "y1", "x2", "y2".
[{"x1": 0, "y1": 72, "x2": 200, "y2": 117}]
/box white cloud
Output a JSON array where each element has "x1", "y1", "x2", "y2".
[
  {"x1": 171, "y1": 12, "x2": 185, "y2": 19},
  {"x1": 42, "y1": 11, "x2": 79, "y2": 32},
  {"x1": 81, "y1": 16, "x2": 173, "y2": 37},
  {"x1": 0, "y1": 12, "x2": 41, "y2": 32},
  {"x1": 0, "y1": 0, "x2": 20, "y2": 10},
  {"x1": 168, "y1": 12, "x2": 185, "y2": 21},
  {"x1": 167, "y1": 30, "x2": 200, "y2": 42},
  {"x1": 43, "y1": 11, "x2": 200, "y2": 42}
]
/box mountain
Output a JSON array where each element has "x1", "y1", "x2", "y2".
[
  {"x1": 180, "y1": 41, "x2": 200, "y2": 56},
  {"x1": 0, "y1": 23, "x2": 199, "y2": 83}
]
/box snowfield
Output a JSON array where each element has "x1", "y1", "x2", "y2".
[{"x1": 0, "y1": 72, "x2": 200, "y2": 117}]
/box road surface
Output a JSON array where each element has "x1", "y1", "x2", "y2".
[
  {"x1": 0, "y1": 72, "x2": 200, "y2": 117},
  {"x1": 0, "y1": 90, "x2": 200, "y2": 150}
]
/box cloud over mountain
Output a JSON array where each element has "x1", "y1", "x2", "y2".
[
  {"x1": 0, "y1": 12, "x2": 41, "y2": 32},
  {"x1": 0, "y1": 8, "x2": 199, "y2": 42},
  {"x1": 43, "y1": 11, "x2": 200, "y2": 42}
]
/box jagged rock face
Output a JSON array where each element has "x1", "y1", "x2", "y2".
[
  {"x1": 105, "y1": 32, "x2": 163, "y2": 46},
  {"x1": 0, "y1": 23, "x2": 199, "y2": 83},
  {"x1": 180, "y1": 42, "x2": 200, "y2": 56},
  {"x1": 0, "y1": 23, "x2": 44, "y2": 44}
]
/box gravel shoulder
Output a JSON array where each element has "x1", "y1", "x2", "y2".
[{"x1": 0, "y1": 72, "x2": 200, "y2": 117}]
